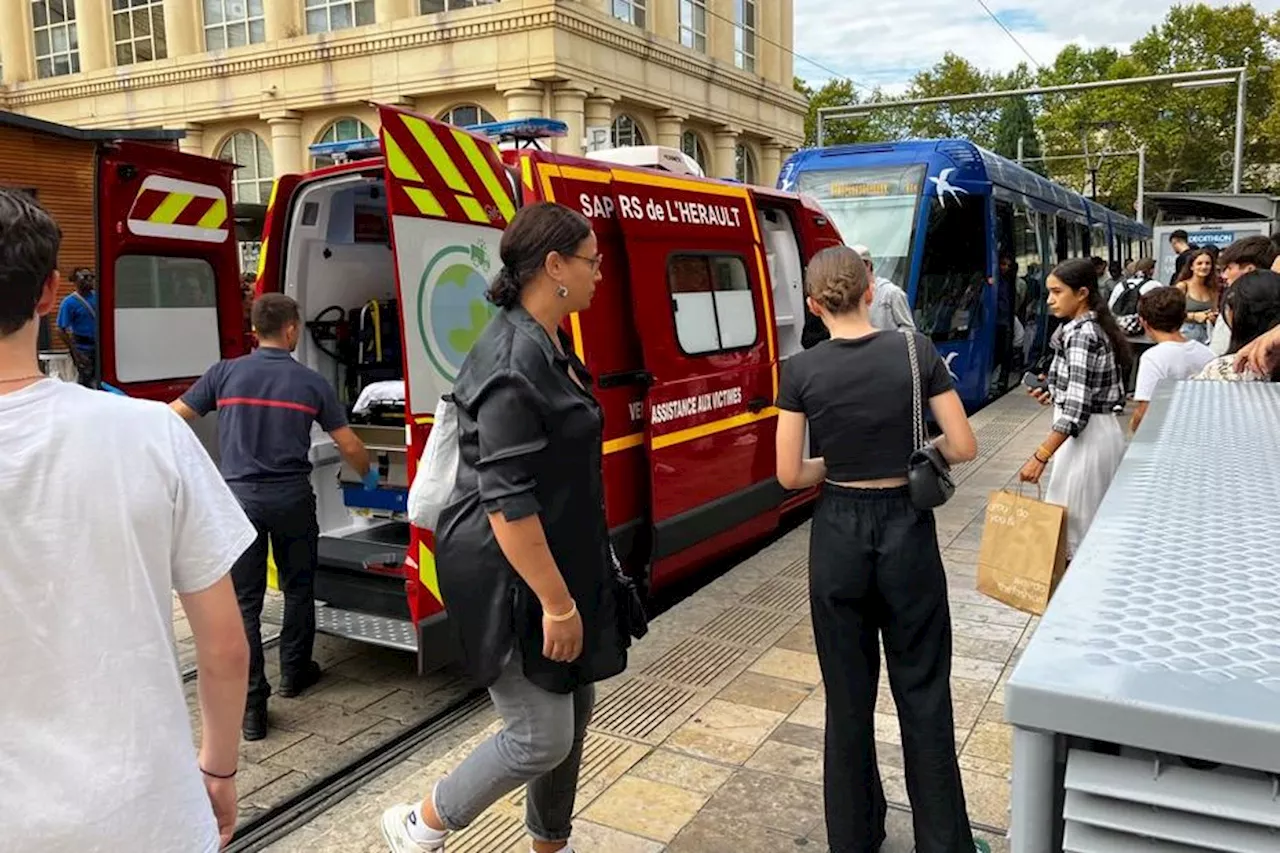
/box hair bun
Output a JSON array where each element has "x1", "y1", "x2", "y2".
[{"x1": 486, "y1": 266, "x2": 521, "y2": 308}]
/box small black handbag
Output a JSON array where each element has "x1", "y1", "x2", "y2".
[
  {"x1": 610, "y1": 543, "x2": 649, "y2": 641},
  {"x1": 902, "y1": 330, "x2": 956, "y2": 510}
]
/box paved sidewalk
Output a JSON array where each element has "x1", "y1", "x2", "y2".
[{"x1": 267, "y1": 392, "x2": 1053, "y2": 852}]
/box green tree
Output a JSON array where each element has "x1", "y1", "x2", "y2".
[
  {"x1": 793, "y1": 77, "x2": 901, "y2": 147},
  {"x1": 1035, "y1": 4, "x2": 1280, "y2": 212},
  {"x1": 994, "y1": 97, "x2": 1046, "y2": 175}
]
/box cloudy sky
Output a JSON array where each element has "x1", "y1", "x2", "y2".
[{"x1": 792, "y1": 0, "x2": 1280, "y2": 92}]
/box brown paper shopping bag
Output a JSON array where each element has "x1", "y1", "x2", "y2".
[{"x1": 976, "y1": 488, "x2": 1069, "y2": 615}]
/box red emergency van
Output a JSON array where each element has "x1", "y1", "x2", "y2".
[
  {"x1": 0, "y1": 111, "x2": 245, "y2": 451},
  {"x1": 253, "y1": 105, "x2": 842, "y2": 670}
]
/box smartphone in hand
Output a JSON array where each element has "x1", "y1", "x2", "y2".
[{"x1": 1022, "y1": 371, "x2": 1049, "y2": 393}]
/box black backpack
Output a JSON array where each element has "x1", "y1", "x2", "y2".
[{"x1": 1112, "y1": 276, "x2": 1146, "y2": 318}]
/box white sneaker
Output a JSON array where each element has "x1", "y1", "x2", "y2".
[{"x1": 381, "y1": 803, "x2": 447, "y2": 852}]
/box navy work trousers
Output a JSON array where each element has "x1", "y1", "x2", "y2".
[
  {"x1": 809, "y1": 484, "x2": 975, "y2": 853},
  {"x1": 229, "y1": 479, "x2": 319, "y2": 709}
]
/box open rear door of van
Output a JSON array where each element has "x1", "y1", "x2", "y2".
[
  {"x1": 373, "y1": 104, "x2": 517, "y2": 660},
  {"x1": 97, "y1": 142, "x2": 243, "y2": 401},
  {"x1": 607, "y1": 171, "x2": 786, "y2": 583}
]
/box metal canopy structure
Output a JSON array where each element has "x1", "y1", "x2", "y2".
[
  {"x1": 1144, "y1": 191, "x2": 1280, "y2": 225},
  {"x1": 816, "y1": 67, "x2": 1250, "y2": 194}
]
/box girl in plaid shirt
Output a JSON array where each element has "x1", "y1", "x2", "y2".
[{"x1": 1020, "y1": 259, "x2": 1132, "y2": 558}]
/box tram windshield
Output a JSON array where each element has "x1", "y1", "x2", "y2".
[{"x1": 794, "y1": 164, "x2": 924, "y2": 288}]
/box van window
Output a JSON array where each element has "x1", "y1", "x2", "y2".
[
  {"x1": 668, "y1": 254, "x2": 758, "y2": 355},
  {"x1": 915, "y1": 195, "x2": 987, "y2": 344},
  {"x1": 113, "y1": 255, "x2": 222, "y2": 383}
]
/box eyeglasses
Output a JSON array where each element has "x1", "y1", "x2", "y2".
[{"x1": 572, "y1": 253, "x2": 604, "y2": 272}]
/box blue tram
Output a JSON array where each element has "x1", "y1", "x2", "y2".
[{"x1": 778, "y1": 140, "x2": 1151, "y2": 409}]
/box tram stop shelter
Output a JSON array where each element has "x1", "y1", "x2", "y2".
[{"x1": 1005, "y1": 381, "x2": 1280, "y2": 852}]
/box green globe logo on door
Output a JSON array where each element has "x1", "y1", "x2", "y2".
[{"x1": 418, "y1": 240, "x2": 497, "y2": 383}]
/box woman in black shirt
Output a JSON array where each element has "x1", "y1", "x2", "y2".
[
  {"x1": 775, "y1": 246, "x2": 980, "y2": 853},
  {"x1": 381, "y1": 203, "x2": 627, "y2": 853}
]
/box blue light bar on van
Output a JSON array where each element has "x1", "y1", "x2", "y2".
[
  {"x1": 466, "y1": 118, "x2": 569, "y2": 141},
  {"x1": 308, "y1": 138, "x2": 381, "y2": 163}
]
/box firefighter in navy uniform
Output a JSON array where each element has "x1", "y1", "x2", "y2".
[{"x1": 172, "y1": 293, "x2": 376, "y2": 741}]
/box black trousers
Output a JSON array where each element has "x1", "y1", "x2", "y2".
[
  {"x1": 229, "y1": 480, "x2": 319, "y2": 708},
  {"x1": 72, "y1": 345, "x2": 97, "y2": 388},
  {"x1": 809, "y1": 485, "x2": 974, "y2": 853}
]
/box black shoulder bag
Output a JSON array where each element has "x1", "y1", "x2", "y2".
[{"x1": 902, "y1": 330, "x2": 956, "y2": 510}]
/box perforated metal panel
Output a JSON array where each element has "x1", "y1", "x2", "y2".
[
  {"x1": 1062, "y1": 750, "x2": 1280, "y2": 853},
  {"x1": 1007, "y1": 383, "x2": 1280, "y2": 774}
]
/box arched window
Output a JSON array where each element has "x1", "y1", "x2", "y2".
[
  {"x1": 313, "y1": 118, "x2": 376, "y2": 167},
  {"x1": 440, "y1": 104, "x2": 496, "y2": 127},
  {"x1": 735, "y1": 143, "x2": 757, "y2": 184},
  {"x1": 681, "y1": 130, "x2": 707, "y2": 172},
  {"x1": 611, "y1": 114, "x2": 645, "y2": 148},
  {"x1": 218, "y1": 131, "x2": 274, "y2": 204}
]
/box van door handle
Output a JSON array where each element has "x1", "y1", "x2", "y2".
[{"x1": 747, "y1": 396, "x2": 769, "y2": 413}]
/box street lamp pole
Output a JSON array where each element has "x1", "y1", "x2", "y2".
[{"x1": 1233, "y1": 72, "x2": 1247, "y2": 193}]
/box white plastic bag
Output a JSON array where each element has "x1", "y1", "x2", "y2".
[{"x1": 407, "y1": 395, "x2": 459, "y2": 530}]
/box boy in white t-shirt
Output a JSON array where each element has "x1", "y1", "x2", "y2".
[
  {"x1": 0, "y1": 189, "x2": 257, "y2": 852},
  {"x1": 1129, "y1": 286, "x2": 1216, "y2": 433}
]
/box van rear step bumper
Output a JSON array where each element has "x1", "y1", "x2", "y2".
[{"x1": 261, "y1": 598, "x2": 417, "y2": 653}]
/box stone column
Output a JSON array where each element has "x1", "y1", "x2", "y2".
[
  {"x1": 551, "y1": 85, "x2": 588, "y2": 156},
  {"x1": 656, "y1": 111, "x2": 685, "y2": 150},
  {"x1": 759, "y1": 0, "x2": 782, "y2": 83},
  {"x1": 760, "y1": 142, "x2": 784, "y2": 187},
  {"x1": 178, "y1": 123, "x2": 205, "y2": 156},
  {"x1": 265, "y1": 111, "x2": 304, "y2": 176},
  {"x1": 375, "y1": 0, "x2": 414, "y2": 24},
  {"x1": 265, "y1": 1, "x2": 303, "y2": 41},
  {"x1": 709, "y1": 0, "x2": 734, "y2": 62},
  {"x1": 163, "y1": 0, "x2": 202, "y2": 57},
  {"x1": 0, "y1": 0, "x2": 34, "y2": 84},
  {"x1": 76, "y1": 0, "x2": 111, "y2": 72},
  {"x1": 583, "y1": 95, "x2": 615, "y2": 150},
  {"x1": 651, "y1": 0, "x2": 676, "y2": 42},
  {"x1": 504, "y1": 86, "x2": 544, "y2": 121},
  {"x1": 780, "y1": 0, "x2": 795, "y2": 83},
  {"x1": 713, "y1": 129, "x2": 739, "y2": 180}
]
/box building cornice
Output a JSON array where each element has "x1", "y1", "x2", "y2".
[{"x1": 2, "y1": 5, "x2": 805, "y2": 125}]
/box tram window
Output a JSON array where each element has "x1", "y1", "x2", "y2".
[
  {"x1": 1013, "y1": 208, "x2": 1044, "y2": 319},
  {"x1": 668, "y1": 254, "x2": 758, "y2": 355},
  {"x1": 915, "y1": 194, "x2": 987, "y2": 344},
  {"x1": 1075, "y1": 223, "x2": 1088, "y2": 258}
]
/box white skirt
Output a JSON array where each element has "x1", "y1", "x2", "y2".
[{"x1": 1044, "y1": 410, "x2": 1126, "y2": 558}]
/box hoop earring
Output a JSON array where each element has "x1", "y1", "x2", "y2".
[{"x1": 556, "y1": 285, "x2": 569, "y2": 298}]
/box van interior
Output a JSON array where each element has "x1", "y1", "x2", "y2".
[{"x1": 283, "y1": 169, "x2": 413, "y2": 613}]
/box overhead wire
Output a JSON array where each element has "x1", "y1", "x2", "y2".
[
  {"x1": 972, "y1": 0, "x2": 1044, "y2": 70},
  {"x1": 693, "y1": 2, "x2": 875, "y2": 92}
]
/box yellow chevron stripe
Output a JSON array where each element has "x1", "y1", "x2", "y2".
[
  {"x1": 256, "y1": 236, "x2": 269, "y2": 280},
  {"x1": 418, "y1": 542, "x2": 442, "y2": 603},
  {"x1": 404, "y1": 186, "x2": 446, "y2": 217},
  {"x1": 197, "y1": 198, "x2": 228, "y2": 230},
  {"x1": 453, "y1": 129, "x2": 516, "y2": 222},
  {"x1": 383, "y1": 131, "x2": 424, "y2": 184},
  {"x1": 151, "y1": 193, "x2": 194, "y2": 225},
  {"x1": 402, "y1": 115, "x2": 469, "y2": 194},
  {"x1": 457, "y1": 194, "x2": 489, "y2": 223}
]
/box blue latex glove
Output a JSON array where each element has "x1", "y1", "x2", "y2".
[{"x1": 362, "y1": 468, "x2": 380, "y2": 491}]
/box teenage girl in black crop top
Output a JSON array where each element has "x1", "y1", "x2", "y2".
[{"x1": 775, "y1": 246, "x2": 981, "y2": 853}]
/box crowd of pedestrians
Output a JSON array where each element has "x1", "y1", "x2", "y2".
[{"x1": 6, "y1": 167, "x2": 1280, "y2": 853}]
